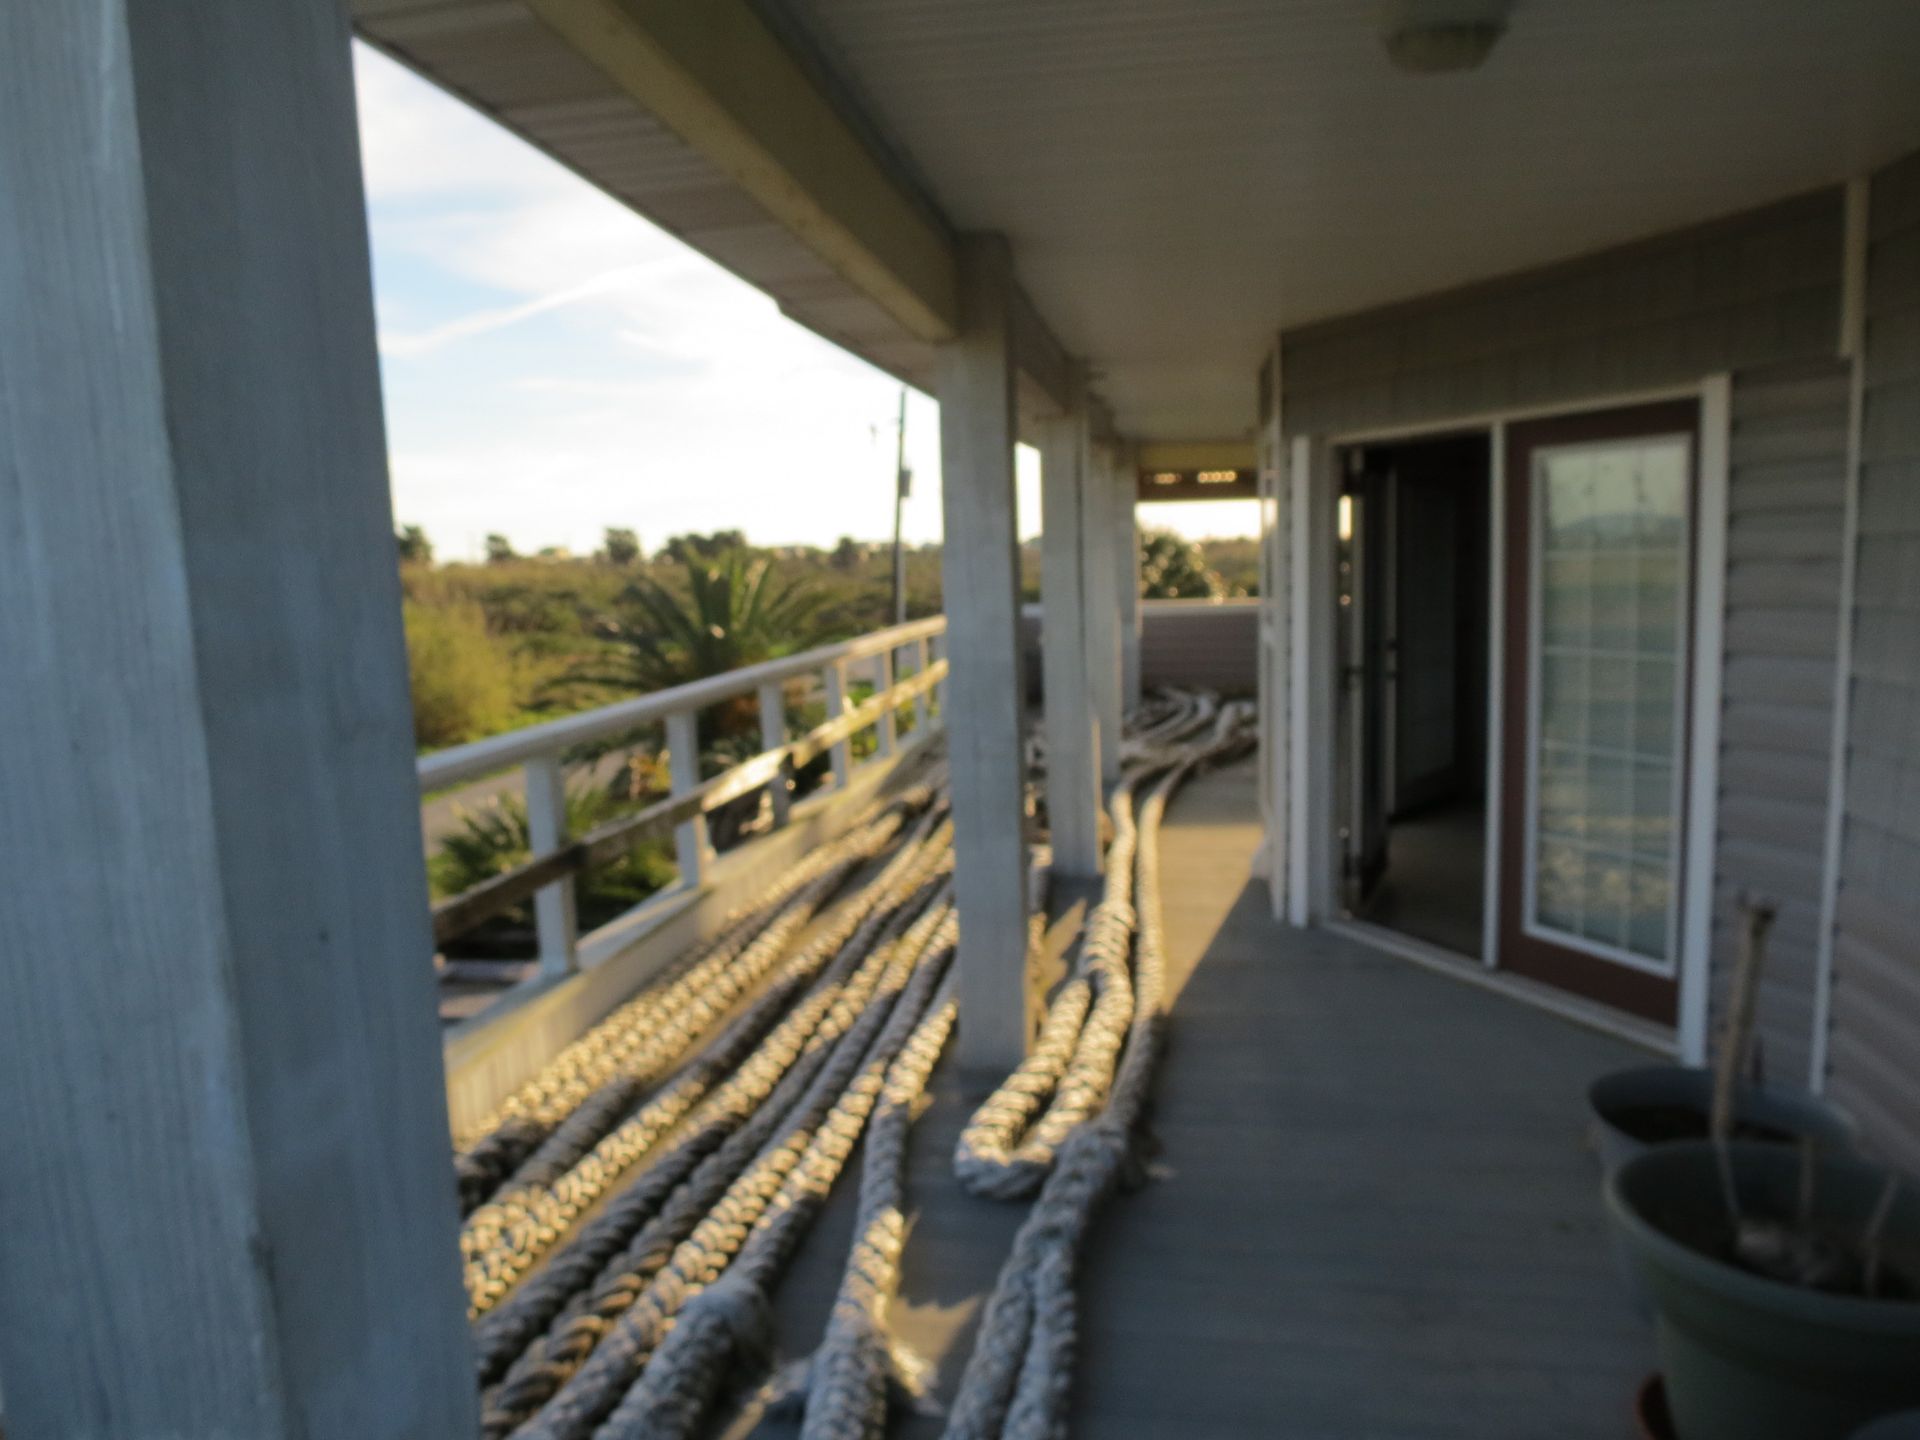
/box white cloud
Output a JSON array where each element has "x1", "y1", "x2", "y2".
[{"x1": 352, "y1": 42, "x2": 1233, "y2": 561}]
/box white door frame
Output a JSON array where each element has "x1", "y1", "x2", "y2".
[{"x1": 1281, "y1": 379, "x2": 1729, "y2": 1063}]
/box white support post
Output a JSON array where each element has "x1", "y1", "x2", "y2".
[
  {"x1": 1115, "y1": 442, "x2": 1144, "y2": 712},
  {"x1": 666, "y1": 708, "x2": 711, "y2": 889},
  {"x1": 1041, "y1": 404, "x2": 1104, "y2": 878},
  {"x1": 758, "y1": 681, "x2": 792, "y2": 829},
  {"x1": 1084, "y1": 441, "x2": 1125, "y2": 786},
  {"x1": 0, "y1": 2, "x2": 476, "y2": 1433},
  {"x1": 875, "y1": 648, "x2": 898, "y2": 757},
  {"x1": 824, "y1": 659, "x2": 854, "y2": 787},
  {"x1": 938, "y1": 234, "x2": 1034, "y2": 1077},
  {"x1": 913, "y1": 636, "x2": 933, "y2": 730},
  {"x1": 525, "y1": 754, "x2": 580, "y2": 977}
]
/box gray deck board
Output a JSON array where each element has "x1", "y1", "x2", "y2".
[{"x1": 724, "y1": 760, "x2": 1653, "y2": 1438}]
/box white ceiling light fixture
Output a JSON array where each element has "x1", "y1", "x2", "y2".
[{"x1": 1380, "y1": 0, "x2": 1515, "y2": 74}]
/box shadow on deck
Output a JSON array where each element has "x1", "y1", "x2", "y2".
[{"x1": 733, "y1": 759, "x2": 1655, "y2": 1438}]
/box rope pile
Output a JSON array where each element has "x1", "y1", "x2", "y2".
[
  {"x1": 439, "y1": 690, "x2": 1249, "y2": 1440},
  {"x1": 938, "y1": 703, "x2": 1251, "y2": 1440},
  {"x1": 452, "y1": 779, "x2": 938, "y2": 1213},
  {"x1": 782, "y1": 694, "x2": 1254, "y2": 1440}
]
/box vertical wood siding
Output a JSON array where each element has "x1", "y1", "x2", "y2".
[
  {"x1": 1827, "y1": 151, "x2": 1920, "y2": 1175},
  {"x1": 1710, "y1": 360, "x2": 1851, "y2": 1086}
]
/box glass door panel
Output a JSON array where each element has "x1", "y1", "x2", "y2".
[
  {"x1": 1498, "y1": 400, "x2": 1697, "y2": 1025},
  {"x1": 1526, "y1": 436, "x2": 1689, "y2": 971}
]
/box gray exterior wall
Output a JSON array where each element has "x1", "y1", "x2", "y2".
[
  {"x1": 1023, "y1": 599, "x2": 1259, "y2": 703},
  {"x1": 1828, "y1": 151, "x2": 1920, "y2": 1175},
  {"x1": 1279, "y1": 188, "x2": 1854, "y2": 1077},
  {"x1": 1711, "y1": 360, "x2": 1851, "y2": 1087},
  {"x1": 1283, "y1": 189, "x2": 1843, "y2": 439}
]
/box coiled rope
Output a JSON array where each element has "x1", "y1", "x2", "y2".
[
  {"x1": 466, "y1": 807, "x2": 953, "y2": 1327},
  {"x1": 939, "y1": 703, "x2": 1254, "y2": 1440},
  {"x1": 453, "y1": 779, "x2": 938, "y2": 1212},
  {"x1": 508, "y1": 895, "x2": 958, "y2": 1440},
  {"x1": 476, "y1": 868, "x2": 955, "y2": 1433},
  {"x1": 437, "y1": 693, "x2": 1246, "y2": 1440}
]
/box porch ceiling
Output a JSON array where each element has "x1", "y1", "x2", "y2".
[
  {"x1": 767, "y1": 0, "x2": 1920, "y2": 439},
  {"x1": 355, "y1": 0, "x2": 1920, "y2": 444}
]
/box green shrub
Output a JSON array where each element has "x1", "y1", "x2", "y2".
[
  {"x1": 430, "y1": 782, "x2": 677, "y2": 955},
  {"x1": 404, "y1": 598, "x2": 517, "y2": 748}
]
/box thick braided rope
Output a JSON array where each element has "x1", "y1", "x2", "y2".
[
  {"x1": 454, "y1": 812, "x2": 869, "y2": 1167},
  {"x1": 952, "y1": 783, "x2": 1139, "y2": 1200},
  {"x1": 478, "y1": 880, "x2": 952, "y2": 1436},
  {"x1": 501, "y1": 849, "x2": 870, "y2": 1195},
  {"x1": 466, "y1": 812, "x2": 954, "y2": 1332},
  {"x1": 596, "y1": 943, "x2": 961, "y2": 1440},
  {"x1": 471, "y1": 845, "x2": 955, "y2": 1383},
  {"x1": 943, "y1": 708, "x2": 1253, "y2": 1440},
  {"x1": 453, "y1": 791, "x2": 926, "y2": 1208},
  {"x1": 781, "y1": 967, "x2": 965, "y2": 1438},
  {"x1": 474, "y1": 839, "x2": 957, "y2": 1416},
  {"x1": 507, "y1": 893, "x2": 956, "y2": 1440}
]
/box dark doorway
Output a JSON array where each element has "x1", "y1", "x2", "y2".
[{"x1": 1335, "y1": 431, "x2": 1491, "y2": 958}]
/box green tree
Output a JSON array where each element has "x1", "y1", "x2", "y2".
[
  {"x1": 396, "y1": 523, "x2": 434, "y2": 565},
  {"x1": 601, "y1": 526, "x2": 641, "y2": 566},
  {"x1": 484, "y1": 532, "x2": 517, "y2": 565},
  {"x1": 662, "y1": 529, "x2": 745, "y2": 565},
  {"x1": 830, "y1": 535, "x2": 865, "y2": 572},
  {"x1": 565, "y1": 549, "x2": 824, "y2": 740},
  {"x1": 430, "y1": 784, "x2": 675, "y2": 947},
  {"x1": 1139, "y1": 529, "x2": 1227, "y2": 600},
  {"x1": 402, "y1": 599, "x2": 515, "y2": 747}
]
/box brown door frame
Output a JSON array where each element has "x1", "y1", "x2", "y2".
[{"x1": 1497, "y1": 399, "x2": 1700, "y2": 1024}]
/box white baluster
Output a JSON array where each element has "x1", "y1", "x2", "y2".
[
  {"x1": 666, "y1": 708, "x2": 710, "y2": 890},
  {"x1": 524, "y1": 754, "x2": 578, "y2": 977}
]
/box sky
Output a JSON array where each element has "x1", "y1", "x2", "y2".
[{"x1": 352, "y1": 44, "x2": 1257, "y2": 561}]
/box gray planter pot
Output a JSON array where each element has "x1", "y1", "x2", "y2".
[
  {"x1": 1588, "y1": 1065, "x2": 1855, "y2": 1317},
  {"x1": 1608, "y1": 1141, "x2": 1920, "y2": 1440},
  {"x1": 1588, "y1": 1064, "x2": 1856, "y2": 1174}
]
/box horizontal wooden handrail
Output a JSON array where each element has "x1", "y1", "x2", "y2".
[
  {"x1": 430, "y1": 657, "x2": 946, "y2": 944},
  {"x1": 418, "y1": 614, "x2": 946, "y2": 792}
]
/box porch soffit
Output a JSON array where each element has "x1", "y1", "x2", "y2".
[{"x1": 354, "y1": 0, "x2": 1920, "y2": 445}]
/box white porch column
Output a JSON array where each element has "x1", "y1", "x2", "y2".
[
  {"x1": 1040, "y1": 402, "x2": 1104, "y2": 878},
  {"x1": 1114, "y1": 443, "x2": 1145, "y2": 711},
  {"x1": 1084, "y1": 440, "x2": 1126, "y2": 786},
  {"x1": 0, "y1": 3, "x2": 477, "y2": 1435},
  {"x1": 938, "y1": 235, "x2": 1034, "y2": 1077}
]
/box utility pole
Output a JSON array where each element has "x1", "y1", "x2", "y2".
[{"x1": 890, "y1": 386, "x2": 911, "y2": 626}]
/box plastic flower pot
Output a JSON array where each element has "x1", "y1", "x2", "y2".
[
  {"x1": 1608, "y1": 1141, "x2": 1920, "y2": 1440},
  {"x1": 1589, "y1": 1064, "x2": 1856, "y2": 1317},
  {"x1": 1853, "y1": 1414, "x2": 1920, "y2": 1438},
  {"x1": 1589, "y1": 1065, "x2": 1856, "y2": 1174}
]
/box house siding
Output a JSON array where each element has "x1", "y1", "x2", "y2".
[
  {"x1": 1827, "y1": 151, "x2": 1920, "y2": 1176},
  {"x1": 1282, "y1": 189, "x2": 1843, "y2": 439},
  {"x1": 1023, "y1": 600, "x2": 1259, "y2": 702},
  {"x1": 1278, "y1": 189, "x2": 1855, "y2": 1070},
  {"x1": 1710, "y1": 360, "x2": 1851, "y2": 1088}
]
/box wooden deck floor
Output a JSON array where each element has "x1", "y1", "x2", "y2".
[{"x1": 731, "y1": 759, "x2": 1655, "y2": 1438}]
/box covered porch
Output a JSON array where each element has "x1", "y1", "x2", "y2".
[{"x1": 5, "y1": 1, "x2": 1920, "y2": 1435}]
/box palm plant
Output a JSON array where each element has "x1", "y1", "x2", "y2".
[
  {"x1": 563, "y1": 548, "x2": 825, "y2": 743},
  {"x1": 431, "y1": 783, "x2": 676, "y2": 957}
]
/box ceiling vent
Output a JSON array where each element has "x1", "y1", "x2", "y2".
[{"x1": 1380, "y1": 0, "x2": 1514, "y2": 74}]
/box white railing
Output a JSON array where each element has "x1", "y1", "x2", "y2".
[{"x1": 418, "y1": 616, "x2": 949, "y2": 979}]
